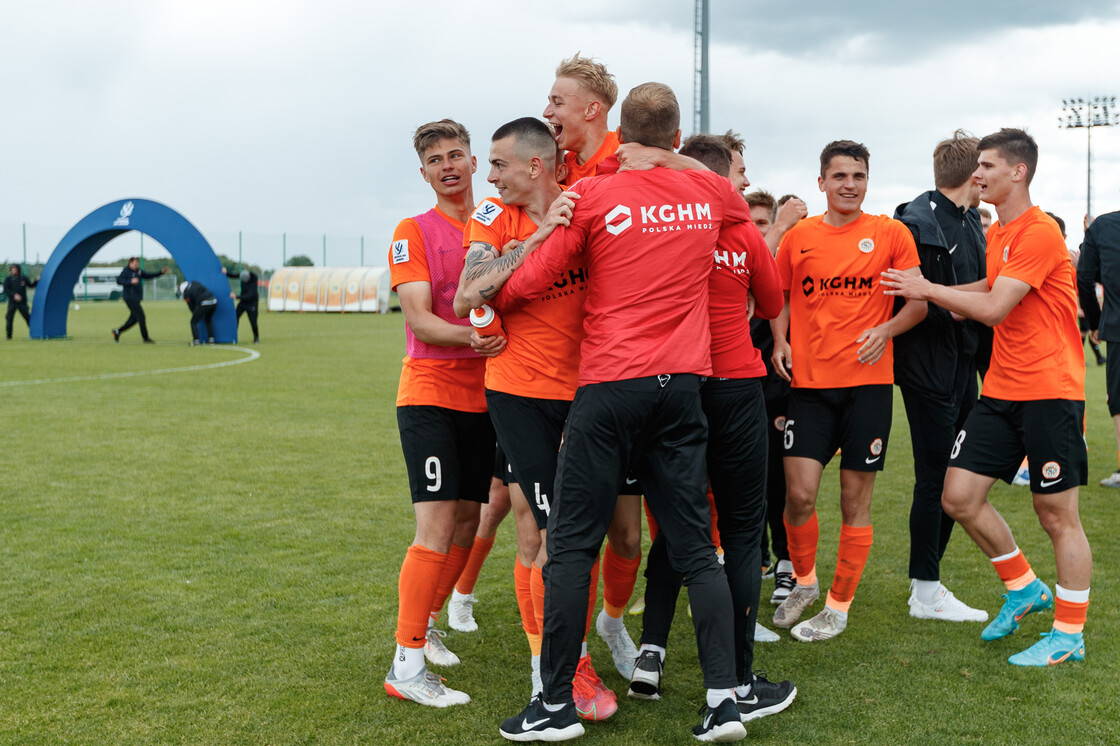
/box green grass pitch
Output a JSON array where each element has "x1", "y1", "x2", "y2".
[{"x1": 2, "y1": 300, "x2": 1117, "y2": 744}]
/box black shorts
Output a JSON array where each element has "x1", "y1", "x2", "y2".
[
  {"x1": 949, "y1": 397, "x2": 1087, "y2": 493},
  {"x1": 493, "y1": 442, "x2": 511, "y2": 483},
  {"x1": 783, "y1": 385, "x2": 893, "y2": 471},
  {"x1": 396, "y1": 405, "x2": 495, "y2": 504},
  {"x1": 1107, "y1": 343, "x2": 1120, "y2": 416},
  {"x1": 486, "y1": 390, "x2": 571, "y2": 530},
  {"x1": 618, "y1": 472, "x2": 644, "y2": 496}
]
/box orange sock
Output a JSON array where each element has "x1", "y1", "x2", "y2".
[
  {"x1": 455, "y1": 535, "x2": 496, "y2": 595},
  {"x1": 530, "y1": 562, "x2": 546, "y2": 636},
  {"x1": 396, "y1": 544, "x2": 447, "y2": 648},
  {"x1": 784, "y1": 511, "x2": 819, "y2": 587},
  {"x1": 602, "y1": 543, "x2": 642, "y2": 617},
  {"x1": 514, "y1": 559, "x2": 542, "y2": 654},
  {"x1": 430, "y1": 543, "x2": 471, "y2": 620},
  {"x1": 707, "y1": 488, "x2": 725, "y2": 551},
  {"x1": 1053, "y1": 586, "x2": 1090, "y2": 634},
  {"x1": 586, "y1": 555, "x2": 600, "y2": 637},
  {"x1": 825, "y1": 524, "x2": 874, "y2": 613},
  {"x1": 992, "y1": 548, "x2": 1037, "y2": 591},
  {"x1": 644, "y1": 500, "x2": 659, "y2": 541}
]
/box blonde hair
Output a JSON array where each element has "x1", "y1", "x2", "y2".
[{"x1": 555, "y1": 53, "x2": 618, "y2": 108}]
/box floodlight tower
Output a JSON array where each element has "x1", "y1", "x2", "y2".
[
  {"x1": 693, "y1": 0, "x2": 709, "y2": 134},
  {"x1": 1059, "y1": 96, "x2": 1118, "y2": 219}
]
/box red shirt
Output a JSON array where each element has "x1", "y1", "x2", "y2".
[
  {"x1": 709, "y1": 221, "x2": 783, "y2": 378},
  {"x1": 495, "y1": 167, "x2": 755, "y2": 385}
]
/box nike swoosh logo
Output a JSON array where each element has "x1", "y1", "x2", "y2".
[
  {"x1": 625, "y1": 477, "x2": 637, "y2": 485},
  {"x1": 740, "y1": 696, "x2": 758, "y2": 705},
  {"x1": 949, "y1": 243, "x2": 958, "y2": 254},
  {"x1": 411, "y1": 636, "x2": 426, "y2": 642},
  {"x1": 865, "y1": 456, "x2": 881, "y2": 464},
  {"x1": 800, "y1": 248, "x2": 813, "y2": 254},
  {"x1": 1039, "y1": 478, "x2": 1062, "y2": 488},
  {"x1": 522, "y1": 717, "x2": 550, "y2": 730},
  {"x1": 1047, "y1": 649, "x2": 1078, "y2": 665}
]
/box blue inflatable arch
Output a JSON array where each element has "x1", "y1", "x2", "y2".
[{"x1": 30, "y1": 198, "x2": 236, "y2": 342}]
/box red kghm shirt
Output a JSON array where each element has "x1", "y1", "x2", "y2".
[{"x1": 493, "y1": 167, "x2": 756, "y2": 385}]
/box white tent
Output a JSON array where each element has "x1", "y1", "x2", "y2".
[{"x1": 266, "y1": 266, "x2": 391, "y2": 313}]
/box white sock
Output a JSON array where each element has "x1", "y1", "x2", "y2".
[
  {"x1": 392, "y1": 644, "x2": 425, "y2": 680},
  {"x1": 427, "y1": 613, "x2": 437, "y2": 630},
  {"x1": 912, "y1": 578, "x2": 941, "y2": 605},
  {"x1": 530, "y1": 655, "x2": 542, "y2": 696},
  {"x1": 542, "y1": 700, "x2": 565, "y2": 712},
  {"x1": 580, "y1": 641, "x2": 588, "y2": 658},
  {"x1": 598, "y1": 608, "x2": 623, "y2": 632},
  {"x1": 706, "y1": 688, "x2": 735, "y2": 708},
  {"x1": 776, "y1": 559, "x2": 793, "y2": 574},
  {"x1": 734, "y1": 683, "x2": 752, "y2": 698},
  {"x1": 638, "y1": 643, "x2": 666, "y2": 663}
]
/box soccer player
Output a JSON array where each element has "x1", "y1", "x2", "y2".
[
  {"x1": 1078, "y1": 208, "x2": 1120, "y2": 485},
  {"x1": 383, "y1": 119, "x2": 502, "y2": 707},
  {"x1": 544, "y1": 54, "x2": 618, "y2": 185},
  {"x1": 624, "y1": 134, "x2": 796, "y2": 724},
  {"x1": 892, "y1": 131, "x2": 989, "y2": 623},
  {"x1": 883, "y1": 127, "x2": 1091, "y2": 667},
  {"x1": 113, "y1": 257, "x2": 169, "y2": 343},
  {"x1": 453, "y1": 117, "x2": 615, "y2": 718},
  {"x1": 543, "y1": 53, "x2": 645, "y2": 682},
  {"x1": 4, "y1": 264, "x2": 38, "y2": 340},
  {"x1": 771, "y1": 140, "x2": 926, "y2": 642},
  {"x1": 481, "y1": 82, "x2": 755, "y2": 743}
]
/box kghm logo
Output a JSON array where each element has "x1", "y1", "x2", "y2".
[
  {"x1": 801, "y1": 275, "x2": 875, "y2": 297},
  {"x1": 113, "y1": 201, "x2": 134, "y2": 227},
  {"x1": 605, "y1": 205, "x2": 632, "y2": 235}
]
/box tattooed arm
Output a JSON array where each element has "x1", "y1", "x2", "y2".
[
  {"x1": 453, "y1": 191, "x2": 580, "y2": 316},
  {"x1": 453, "y1": 240, "x2": 529, "y2": 317}
]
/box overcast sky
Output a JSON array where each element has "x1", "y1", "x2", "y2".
[{"x1": 2, "y1": 1, "x2": 1120, "y2": 270}]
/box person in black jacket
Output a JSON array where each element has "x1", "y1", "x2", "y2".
[
  {"x1": 4, "y1": 264, "x2": 39, "y2": 339},
  {"x1": 179, "y1": 280, "x2": 217, "y2": 344},
  {"x1": 893, "y1": 130, "x2": 988, "y2": 623},
  {"x1": 222, "y1": 266, "x2": 260, "y2": 342},
  {"x1": 1077, "y1": 209, "x2": 1120, "y2": 486},
  {"x1": 112, "y1": 257, "x2": 169, "y2": 343}
]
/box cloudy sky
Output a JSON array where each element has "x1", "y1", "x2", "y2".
[{"x1": 2, "y1": 1, "x2": 1120, "y2": 270}]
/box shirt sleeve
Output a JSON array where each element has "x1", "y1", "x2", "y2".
[
  {"x1": 776, "y1": 232, "x2": 793, "y2": 291},
  {"x1": 389, "y1": 218, "x2": 430, "y2": 290},
  {"x1": 463, "y1": 198, "x2": 506, "y2": 250},
  {"x1": 1077, "y1": 227, "x2": 1102, "y2": 329},
  {"x1": 889, "y1": 218, "x2": 920, "y2": 270},
  {"x1": 494, "y1": 218, "x2": 587, "y2": 312},
  {"x1": 742, "y1": 223, "x2": 783, "y2": 319},
  {"x1": 999, "y1": 223, "x2": 1062, "y2": 290}
]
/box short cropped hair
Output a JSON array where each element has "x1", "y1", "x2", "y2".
[
  {"x1": 819, "y1": 140, "x2": 870, "y2": 177},
  {"x1": 413, "y1": 119, "x2": 471, "y2": 160},
  {"x1": 555, "y1": 53, "x2": 618, "y2": 108},
  {"x1": 619, "y1": 83, "x2": 680, "y2": 150},
  {"x1": 745, "y1": 189, "x2": 777, "y2": 220},
  {"x1": 977, "y1": 127, "x2": 1038, "y2": 185},
  {"x1": 933, "y1": 129, "x2": 980, "y2": 190},
  {"x1": 719, "y1": 130, "x2": 745, "y2": 156},
  {"x1": 492, "y1": 117, "x2": 557, "y2": 168},
  {"x1": 679, "y1": 134, "x2": 733, "y2": 177}
]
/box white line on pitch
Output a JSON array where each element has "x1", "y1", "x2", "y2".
[{"x1": 0, "y1": 346, "x2": 261, "y2": 387}]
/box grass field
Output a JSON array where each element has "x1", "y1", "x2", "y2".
[{"x1": 2, "y1": 300, "x2": 1118, "y2": 745}]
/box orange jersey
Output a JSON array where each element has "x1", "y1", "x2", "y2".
[
  {"x1": 982, "y1": 206, "x2": 1084, "y2": 401},
  {"x1": 564, "y1": 130, "x2": 619, "y2": 185},
  {"x1": 465, "y1": 197, "x2": 586, "y2": 400},
  {"x1": 777, "y1": 212, "x2": 919, "y2": 388},
  {"x1": 389, "y1": 207, "x2": 487, "y2": 412}
]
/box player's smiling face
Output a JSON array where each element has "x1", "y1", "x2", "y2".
[
  {"x1": 818, "y1": 155, "x2": 867, "y2": 216},
  {"x1": 487, "y1": 136, "x2": 533, "y2": 206},
  {"x1": 729, "y1": 151, "x2": 750, "y2": 194},
  {"x1": 543, "y1": 76, "x2": 589, "y2": 153},
  {"x1": 420, "y1": 138, "x2": 476, "y2": 197}
]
